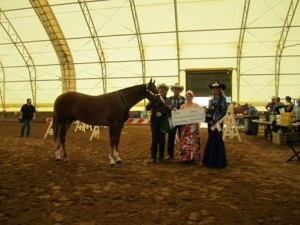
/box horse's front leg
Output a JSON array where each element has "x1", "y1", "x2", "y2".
[
  {"x1": 109, "y1": 145, "x2": 122, "y2": 165},
  {"x1": 109, "y1": 125, "x2": 123, "y2": 166},
  {"x1": 114, "y1": 145, "x2": 122, "y2": 164}
]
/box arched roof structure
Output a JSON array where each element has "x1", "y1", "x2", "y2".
[{"x1": 0, "y1": 0, "x2": 300, "y2": 111}]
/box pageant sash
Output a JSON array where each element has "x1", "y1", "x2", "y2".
[{"x1": 210, "y1": 116, "x2": 226, "y2": 132}]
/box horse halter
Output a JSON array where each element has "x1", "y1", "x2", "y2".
[{"x1": 145, "y1": 83, "x2": 159, "y2": 99}]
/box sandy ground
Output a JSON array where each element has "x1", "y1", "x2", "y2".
[{"x1": 0, "y1": 121, "x2": 299, "y2": 225}]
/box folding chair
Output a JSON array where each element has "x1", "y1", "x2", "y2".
[
  {"x1": 223, "y1": 115, "x2": 242, "y2": 142},
  {"x1": 286, "y1": 140, "x2": 300, "y2": 162}
]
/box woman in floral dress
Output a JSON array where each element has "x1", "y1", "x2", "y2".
[{"x1": 179, "y1": 90, "x2": 201, "y2": 163}]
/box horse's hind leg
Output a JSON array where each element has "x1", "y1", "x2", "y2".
[
  {"x1": 54, "y1": 122, "x2": 61, "y2": 160},
  {"x1": 109, "y1": 149, "x2": 115, "y2": 165},
  {"x1": 60, "y1": 123, "x2": 69, "y2": 162},
  {"x1": 61, "y1": 142, "x2": 68, "y2": 162},
  {"x1": 55, "y1": 141, "x2": 61, "y2": 160}
]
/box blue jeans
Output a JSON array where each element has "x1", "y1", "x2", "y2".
[{"x1": 20, "y1": 119, "x2": 32, "y2": 136}]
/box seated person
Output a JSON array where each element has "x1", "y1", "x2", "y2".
[
  {"x1": 285, "y1": 96, "x2": 294, "y2": 112},
  {"x1": 244, "y1": 103, "x2": 260, "y2": 117},
  {"x1": 273, "y1": 97, "x2": 285, "y2": 114}
]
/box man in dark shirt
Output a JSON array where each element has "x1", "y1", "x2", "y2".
[
  {"x1": 166, "y1": 83, "x2": 186, "y2": 160},
  {"x1": 265, "y1": 96, "x2": 276, "y2": 112},
  {"x1": 285, "y1": 96, "x2": 294, "y2": 112},
  {"x1": 19, "y1": 98, "x2": 36, "y2": 137},
  {"x1": 273, "y1": 97, "x2": 285, "y2": 114}
]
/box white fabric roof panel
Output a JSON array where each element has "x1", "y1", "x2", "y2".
[{"x1": 0, "y1": 0, "x2": 299, "y2": 110}]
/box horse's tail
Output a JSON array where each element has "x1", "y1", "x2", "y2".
[{"x1": 52, "y1": 112, "x2": 60, "y2": 144}]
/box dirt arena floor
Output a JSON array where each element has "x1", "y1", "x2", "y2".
[{"x1": 0, "y1": 120, "x2": 299, "y2": 225}]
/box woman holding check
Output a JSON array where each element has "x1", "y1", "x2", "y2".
[{"x1": 179, "y1": 90, "x2": 202, "y2": 163}]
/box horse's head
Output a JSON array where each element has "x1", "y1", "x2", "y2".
[{"x1": 145, "y1": 78, "x2": 163, "y2": 105}]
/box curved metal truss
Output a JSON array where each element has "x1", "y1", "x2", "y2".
[
  {"x1": 0, "y1": 8, "x2": 37, "y2": 106},
  {"x1": 129, "y1": 0, "x2": 146, "y2": 84},
  {"x1": 78, "y1": 0, "x2": 107, "y2": 93},
  {"x1": 236, "y1": 0, "x2": 251, "y2": 104},
  {"x1": 0, "y1": 1, "x2": 299, "y2": 109},
  {"x1": 275, "y1": 0, "x2": 299, "y2": 97},
  {"x1": 0, "y1": 61, "x2": 5, "y2": 111},
  {"x1": 30, "y1": 0, "x2": 76, "y2": 93}
]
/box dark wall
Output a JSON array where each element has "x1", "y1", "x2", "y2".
[{"x1": 186, "y1": 69, "x2": 232, "y2": 97}]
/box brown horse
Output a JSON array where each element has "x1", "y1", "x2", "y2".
[
  {"x1": 53, "y1": 79, "x2": 161, "y2": 165},
  {"x1": 234, "y1": 104, "x2": 248, "y2": 115}
]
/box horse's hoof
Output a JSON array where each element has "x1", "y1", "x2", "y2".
[
  {"x1": 55, "y1": 158, "x2": 61, "y2": 161},
  {"x1": 116, "y1": 160, "x2": 123, "y2": 164}
]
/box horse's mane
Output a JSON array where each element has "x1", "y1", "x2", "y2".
[{"x1": 118, "y1": 83, "x2": 145, "y2": 92}]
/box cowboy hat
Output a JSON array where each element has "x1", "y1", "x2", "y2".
[
  {"x1": 170, "y1": 82, "x2": 184, "y2": 92},
  {"x1": 208, "y1": 81, "x2": 226, "y2": 90},
  {"x1": 157, "y1": 83, "x2": 169, "y2": 91}
]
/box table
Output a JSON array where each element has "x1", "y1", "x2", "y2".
[
  {"x1": 252, "y1": 119, "x2": 300, "y2": 128},
  {"x1": 252, "y1": 119, "x2": 273, "y2": 140},
  {"x1": 252, "y1": 119, "x2": 300, "y2": 140}
]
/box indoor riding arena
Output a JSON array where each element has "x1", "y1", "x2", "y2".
[
  {"x1": 0, "y1": 119, "x2": 300, "y2": 225},
  {"x1": 1, "y1": 1, "x2": 300, "y2": 225}
]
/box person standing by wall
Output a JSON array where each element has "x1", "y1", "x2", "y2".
[
  {"x1": 273, "y1": 97, "x2": 285, "y2": 114},
  {"x1": 265, "y1": 96, "x2": 276, "y2": 112},
  {"x1": 202, "y1": 81, "x2": 227, "y2": 168},
  {"x1": 145, "y1": 83, "x2": 171, "y2": 163},
  {"x1": 19, "y1": 98, "x2": 36, "y2": 137},
  {"x1": 284, "y1": 96, "x2": 294, "y2": 112},
  {"x1": 166, "y1": 82, "x2": 186, "y2": 160}
]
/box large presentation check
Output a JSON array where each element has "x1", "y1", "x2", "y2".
[{"x1": 171, "y1": 107, "x2": 206, "y2": 126}]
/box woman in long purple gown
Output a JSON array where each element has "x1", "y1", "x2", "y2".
[{"x1": 202, "y1": 81, "x2": 227, "y2": 168}]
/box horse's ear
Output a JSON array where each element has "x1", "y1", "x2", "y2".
[{"x1": 149, "y1": 78, "x2": 153, "y2": 84}]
